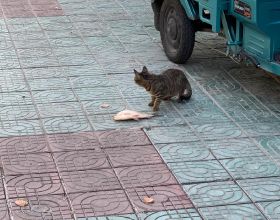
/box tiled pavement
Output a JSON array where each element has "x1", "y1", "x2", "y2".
[{"x1": 0, "y1": 0, "x2": 280, "y2": 219}]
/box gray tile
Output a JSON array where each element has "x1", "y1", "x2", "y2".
[
  {"x1": 156, "y1": 142, "x2": 213, "y2": 163},
  {"x1": 169, "y1": 160, "x2": 231, "y2": 184},
  {"x1": 183, "y1": 181, "x2": 250, "y2": 207},
  {"x1": 238, "y1": 177, "x2": 280, "y2": 202},
  {"x1": 42, "y1": 116, "x2": 92, "y2": 134},
  {"x1": 145, "y1": 126, "x2": 198, "y2": 144},
  {"x1": 207, "y1": 138, "x2": 265, "y2": 159},
  {"x1": 199, "y1": 204, "x2": 266, "y2": 220},
  {"x1": 257, "y1": 201, "x2": 280, "y2": 220},
  {"x1": 222, "y1": 157, "x2": 280, "y2": 179}
]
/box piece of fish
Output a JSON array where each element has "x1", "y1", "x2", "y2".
[{"x1": 113, "y1": 109, "x2": 154, "y2": 121}]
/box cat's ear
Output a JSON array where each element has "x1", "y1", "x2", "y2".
[
  {"x1": 142, "y1": 66, "x2": 148, "y2": 73},
  {"x1": 134, "y1": 69, "x2": 138, "y2": 75}
]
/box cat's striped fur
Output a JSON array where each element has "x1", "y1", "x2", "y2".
[{"x1": 134, "y1": 66, "x2": 192, "y2": 111}]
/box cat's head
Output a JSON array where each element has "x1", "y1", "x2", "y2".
[{"x1": 134, "y1": 66, "x2": 150, "y2": 86}]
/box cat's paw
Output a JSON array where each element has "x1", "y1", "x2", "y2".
[
  {"x1": 152, "y1": 106, "x2": 159, "y2": 112},
  {"x1": 148, "y1": 102, "x2": 154, "y2": 107}
]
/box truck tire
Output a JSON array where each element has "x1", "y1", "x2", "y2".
[{"x1": 159, "y1": 0, "x2": 195, "y2": 64}]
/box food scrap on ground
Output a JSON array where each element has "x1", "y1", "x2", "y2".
[
  {"x1": 113, "y1": 109, "x2": 154, "y2": 121},
  {"x1": 15, "y1": 199, "x2": 29, "y2": 207},
  {"x1": 143, "y1": 196, "x2": 155, "y2": 204}
]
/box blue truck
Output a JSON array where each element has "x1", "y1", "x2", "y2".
[{"x1": 151, "y1": 0, "x2": 280, "y2": 75}]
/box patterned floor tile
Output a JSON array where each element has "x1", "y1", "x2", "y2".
[
  {"x1": 78, "y1": 214, "x2": 138, "y2": 220},
  {"x1": 221, "y1": 157, "x2": 280, "y2": 179},
  {"x1": 9, "y1": 194, "x2": 72, "y2": 220},
  {"x1": 257, "y1": 201, "x2": 280, "y2": 220},
  {"x1": 28, "y1": 77, "x2": 71, "y2": 91},
  {"x1": 0, "y1": 58, "x2": 20, "y2": 69},
  {"x1": 60, "y1": 169, "x2": 121, "y2": 193},
  {"x1": 0, "y1": 201, "x2": 9, "y2": 220},
  {"x1": 207, "y1": 138, "x2": 265, "y2": 159},
  {"x1": 49, "y1": 37, "x2": 85, "y2": 48},
  {"x1": 126, "y1": 185, "x2": 193, "y2": 212},
  {"x1": 70, "y1": 190, "x2": 133, "y2": 218},
  {"x1": 239, "y1": 122, "x2": 280, "y2": 136},
  {"x1": 145, "y1": 126, "x2": 198, "y2": 144},
  {"x1": 23, "y1": 66, "x2": 65, "y2": 79},
  {"x1": 1, "y1": 0, "x2": 64, "y2": 18},
  {"x1": 37, "y1": 102, "x2": 85, "y2": 117},
  {"x1": 1, "y1": 152, "x2": 56, "y2": 175},
  {"x1": 192, "y1": 123, "x2": 245, "y2": 140},
  {"x1": 62, "y1": 65, "x2": 104, "y2": 77},
  {"x1": 0, "y1": 104, "x2": 38, "y2": 121},
  {"x1": 82, "y1": 99, "x2": 127, "y2": 115},
  {"x1": 238, "y1": 177, "x2": 280, "y2": 202},
  {"x1": 70, "y1": 75, "x2": 114, "y2": 88},
  {"x1": 138, "y1": 209, "x2": 201, "y2": 220},
  {"x1": 32, "y1": 89, "x2": 77, "y2": 103},
  {"x1": 13, "y1": 38, "x2": 50, "y2": 49},
  {"x1": 0, "y1": 74, "x2": 28, "y2": 93},
  {"x1": 0, "y1": 91, "x2": 33, "y2": 106},
  {"x1": 0, "y1": 135, "x2": 49, "y2": 155},
  {"x1": 42, "y1": 115, "x2": 92, "y2": 133},
  {"x1": 47, "y1": 132, "x2": 100, "y2": 152},
  {"x1": 20, "y1": 56, "x2": 60, "y2": 68},
  {"x1": 143, "y1": 114, "x2": 186, "y2": 127},
  {"x1": 0, "y1": 120, "x2": 43, "y2": 137},
  {"x1": 199, "y1": 204, "x2": 265, "y2": 220},
  {"x1": 0, "y1": 179, "x2": 4, "y2": 200},
  {"x1": 115, "y1": 164, "x2": 177, "y2": 188},
  {"x1": 257, "y1": 136, "x2": 280, "y2": 160},
  {"x1": 168, "y1": 160, "x2": 231, "y2": 184},
  {"x1": 156, "y1": 142, "x2": 213, "y2": 163},
  {"x1": 98, "y1": 128, "x2": 150, "y2": 148},
  {"x1": 74, "y1": 87, "x2": 122, "y2": 101},
  {"x1": 105, "y1": 145, "x2": 162, "y2": 167},
  {"x1": 54, "y1": 149, "x2": 110, "y2": 172},
  {"x1": 6, "y1": 173, "x2": 63, "y2": 198},
  {"x1": 58, "y1": 54, "x2": 97, "y2": 66},
  {"x1": 173, "y1": 98, "x2": 230, "y2": 124},
  {"x1": 183, "y1": 181, "x2": 250, "y2": 207}
]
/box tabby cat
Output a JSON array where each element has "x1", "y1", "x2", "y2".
[{"x1": 134, "y1": 66, "x2": 192, "y2": 111}]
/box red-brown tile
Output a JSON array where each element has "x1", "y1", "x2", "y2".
[
  {"x1": 61, "y1": 169, "x2": 121, "y2": 193},
  {"x1": 0, "y1": 180, "x2": 4, "y2": 200},
  {"x1": 4, "y1": 9, "x2": 34, "y2": 18},
  {"x1": 34, "y1": 9, "x2": 64, "y2": 17},
  {"x1": 0, "y1": 201, "x2": 9, "y2": 220},
  {"x1": 115, "y1": 164, "x2": 177, "y2": 188},
  {"x1": 70, "y1": 190, "x2": 133, "y2": 218},
  {"x1": 0, "y1": 135, "x2": 49, "y2": 155},
  {"x1": 47, "y1": 132, "x2": 101, "y2": 152},
  {"x1": 1, "y1": 0, "x2": 29, "y2": 6},
  {"x1": 6, "y1": 173, "x2": 63, "y2": 198},
  {"x1": 97, "y1": 128, "x2": 150, "y2": 148},
  {"x1": 1, "y1": 153, "x2": 56, "y2": 175},
  {"x1": 9, "y1": 194, "x2": 72, "y2": 220},
  {"x1": 53, "y1": 149, "x2": 110, "y2": 172},
  {"x1": 29, "y1": 0, "x2": 57, "y2": 4},
  {"x1": 31, "y1": 3, "x2": 61, "y2": 11},
  {"x1": 105, "y1": 145, "x2": 162, "y2": 167},
  {"x1": 1, "y1": 0, "x2": 64, "y2": 18},
  {"x1": 126, "y1": 185, "x2": 193, "y2": 212}
]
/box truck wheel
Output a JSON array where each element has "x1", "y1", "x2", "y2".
[{"x1": 159, "y1": 0, "x2": 195, "y2": 64}]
